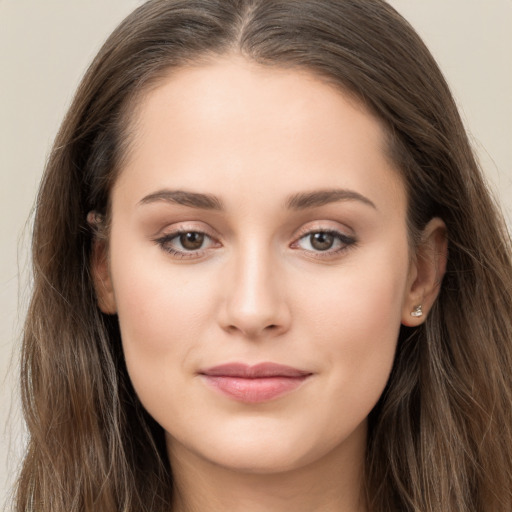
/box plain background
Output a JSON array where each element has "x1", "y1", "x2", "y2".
[{"x1": 1, "y1": 0, "x2": 511, "y2": 505}]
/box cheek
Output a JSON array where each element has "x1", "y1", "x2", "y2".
[
  {"x1": 115, "y1": 271, "x2": 206, "y2": 348},
  {"x1": 299, "y1": 245, "x2": 409, "y2": 412},
  {"x1": 301, "y1": 240, "x2": 409, "y2": 339},
  {"x1": 108, "y1": 242, "x2": 219, "y2": 398}
]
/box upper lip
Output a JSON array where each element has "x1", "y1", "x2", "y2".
[{"x1": 199, "y1": 362, "x2": 312, "y2": 378}]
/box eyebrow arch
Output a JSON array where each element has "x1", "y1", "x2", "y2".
[
  {"x1": 286, "y1": 189, "x2": 377, "y2": 210},
  {"x1": 138, "y1": 189, "x2": 224, "y2": 210}
]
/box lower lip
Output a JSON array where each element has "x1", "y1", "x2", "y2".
[{"x1": 201, "y1": 375, "x2": 309, "y2": 403}]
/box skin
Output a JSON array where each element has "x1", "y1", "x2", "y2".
[{"x1": 93, "y1": 56, "x2": 446, "y2": 512}]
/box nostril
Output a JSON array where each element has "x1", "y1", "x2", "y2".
[{"x1": 224, "y1": 322, "x2": 281, "y2": 337}]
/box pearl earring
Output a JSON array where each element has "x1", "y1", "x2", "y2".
[{"x1": 410, "y1": 304, "x2": 423, "y2": 318}]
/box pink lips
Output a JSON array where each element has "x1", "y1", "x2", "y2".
[{"x1": 199, "y1": 363, "x2": 312, "y2": 403}]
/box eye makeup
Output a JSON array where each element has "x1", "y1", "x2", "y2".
[
  {"x1": 293, "y1": 229, "x2": 356, "y2": 254},
  {"x1": 152, "y1": 222, "x2": 357, "y2": 262},
  {"x1": 154, "y1": 229, "x2": 220, "y2": 259}
]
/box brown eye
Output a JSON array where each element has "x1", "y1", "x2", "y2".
[
  {"x1": 310, "y1": 232, "x2": 335, "y2": 251},
  {"x1": 294, "y1": 229, "x2": 356, "y2": 255},
  {"x1": 155, "y1": 230, "x2": 218, "y2": 258},
  {"x1": 179, "y1": 232, "x2": 205, "y2": 250}
]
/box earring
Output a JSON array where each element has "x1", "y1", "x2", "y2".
[{"x1": 410, "y1": 304, "x2": 423, "y2": 318}]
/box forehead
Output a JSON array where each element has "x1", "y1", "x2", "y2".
[{"x1": 114, "y1": 56, "x2": 405, "y2": 214}]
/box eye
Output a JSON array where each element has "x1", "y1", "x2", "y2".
[
  {"x1": 294, "y1": 230, "x2": 356, "y2": 254},
  {"x1": 155, "y1": 230, "x2": 218, "y2": 257},
  {"x1": 178, "y1": 232, "x2": 206, "y2": 250},
  {"x1": 305, "y1": 232, "x2": 336, "y2": 251}
]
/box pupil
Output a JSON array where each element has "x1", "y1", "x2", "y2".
[
  {"x1": 180, "y1": 232, "x2": 204, "y2": 250},
  {"x1": 311, "y1": 232, "x2": 334, "y2": 251}
]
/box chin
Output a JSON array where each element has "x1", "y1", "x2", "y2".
[{"x1": 166, "y1": 416, "x2": 368, "y2": 476}]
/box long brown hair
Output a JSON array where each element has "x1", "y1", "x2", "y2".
[{"x1": 15, "y1": 1, "x2": 512, "y2": 510}]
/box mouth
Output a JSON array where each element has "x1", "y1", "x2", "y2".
[{"x1": 199, "y1": 362, "x2": 313, "y2": 403}]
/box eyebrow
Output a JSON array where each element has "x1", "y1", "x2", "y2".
[
  {"x1": 138, "y1": 187, "x2": 376, "y2": 211},
  {"x1": 138, "y1": 189, "x2": 224, "y2": 210},
  {"x1": 286, "y1": 189, "x2": 377, "y2": 210}
]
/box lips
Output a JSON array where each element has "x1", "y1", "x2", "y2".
[{"x1": 199, "y1": 363, "x2": 312, "y2": 403}]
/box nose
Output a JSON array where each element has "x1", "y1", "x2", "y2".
[{"x1": 218, "y1": 243, "x2": 291, "y2": 339}]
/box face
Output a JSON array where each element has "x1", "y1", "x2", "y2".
[{"x1": 94, "y1": 57, "x2": 432, "y2": 475}]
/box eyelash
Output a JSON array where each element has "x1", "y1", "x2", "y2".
[
  {"x1": 154, "y1": 227, "x2": 357, "y2": 260},
  {"x1": 291, "y1": 229, "x2": 357, "y2": 259},
  {"x1": 154, "y1": 229, "x2": 218, "y2": 259}
]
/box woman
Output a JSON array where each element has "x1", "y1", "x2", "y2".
[{"x1": 15, "y1": 0, "x2": 512, "y2": 511}]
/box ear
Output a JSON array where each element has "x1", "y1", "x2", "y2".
[
  {"x1": 401, "y1": 217, "x2": 447, "y2": 326},
  {"x1": 90, "y1": 238, "x2": 117, "y2": 315}
]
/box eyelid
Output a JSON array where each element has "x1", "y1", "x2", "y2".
[
  {"x1": 152, "y1": 222, "x2": 222, "y2": 259},
  {"x1": 292, "y1": 220, "x2": 355, "y2": 240},
  {"x1": 152, "y1": 221, "x2": 220, "y2": 241}
]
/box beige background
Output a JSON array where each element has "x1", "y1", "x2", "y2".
[{"x1": 1, "y1": 0, "x2": 511, "y2": 505}]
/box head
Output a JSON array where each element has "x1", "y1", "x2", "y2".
[{"x1": 18, "y1": 1, "x2": 512, "y2": 511}]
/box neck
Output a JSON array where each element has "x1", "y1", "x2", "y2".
[{"x1": 167, "y1": 424, "x2": 368, "y2": 512}]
